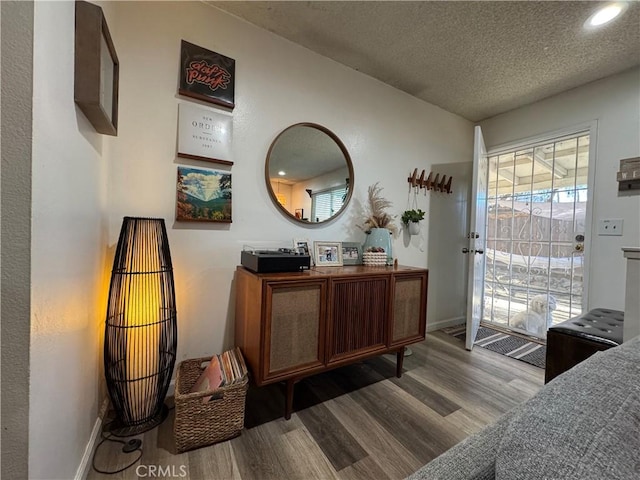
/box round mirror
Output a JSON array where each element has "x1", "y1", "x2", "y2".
[{"x1": 265, "y1": 123, "x2": 354, "y2": 224}]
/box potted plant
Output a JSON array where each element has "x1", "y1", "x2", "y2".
[
  {"x1": 401, "y1": 208, "x2": 425, "y2": 235},
  {"x1": 359, "y1": 183, "x2": 397, "y2": 265}
]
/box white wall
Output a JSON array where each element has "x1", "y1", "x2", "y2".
[
  {"x1": 426, "y1": 162, "x2": 473, "y2": 330},
  {"x1": 1, "y1": 2, "x2": 34, "y2": 478},
  {"x1": 29, "y1": 1, "x2": 109, "y2": 478},
  {"x1": 481, "y1": 68, "x2": 640, "y2": 311},
  {"x1": 106, "y1": 1, "x2": 473, "y2": 362}
]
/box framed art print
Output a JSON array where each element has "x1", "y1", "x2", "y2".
[
  {"x1": 314, "y1": 241, "x2": 343, "y2": 266},
  {"x1": 176, "y1": 166, "x2": 232, "y2": 222},
  {"x1": 178, "y1": 40, "x2": 235, "y2": 109},
  {"x1": 177, "y1": 103, "x2": 233, "y2": 165}
]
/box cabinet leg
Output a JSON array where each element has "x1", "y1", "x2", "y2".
[
  {"x1": 396, "y1": 348, "x2": 405, "y2": 378},
  {"x1": 285, "y1": 379, "x2": 295, "y2": 420}
]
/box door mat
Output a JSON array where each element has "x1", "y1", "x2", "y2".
[{"x1": 443, "y1": 325, "x2": 546, "y2": 369}]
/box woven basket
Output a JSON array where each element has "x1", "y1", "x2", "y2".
[{"x1": 173, "y1": 356, "x2": 248, "y2": 453}]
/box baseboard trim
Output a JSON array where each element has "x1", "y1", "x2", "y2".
[
  {"x1": 427, "y1": 316, "x2": 465, "y2": 332},
  {"x1": 74, "y1": 379, "x2": 177, "y2": 480},
  {"x1": 75, "y1": 397, "x2": 109, "y2": 480}
]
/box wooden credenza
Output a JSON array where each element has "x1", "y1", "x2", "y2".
[{"x1": 235, "y1": 265, "x2": 428, "y2": 419}]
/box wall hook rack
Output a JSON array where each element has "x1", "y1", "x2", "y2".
[{"x1": 407, "y1": 169, "x2": 453, "y2": 194}]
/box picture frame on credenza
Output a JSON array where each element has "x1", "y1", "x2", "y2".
[
  {"x1": 314, "y1": 241, "x2": 343, "y2": 267},
  {"x1": 293, "y1": 238, "x2": 314, "y2": 265},
  {"x1": 341, "y1": 242, "x2": 363, "y2": 265}
]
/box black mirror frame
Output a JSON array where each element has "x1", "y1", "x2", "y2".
[{"x1": 265, "y1": 123, "x2": 354, "y2": 225}]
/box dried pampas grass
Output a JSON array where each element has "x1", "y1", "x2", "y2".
[{"x1": 359, "y1": 182, "x2": 398, "y2": 236}]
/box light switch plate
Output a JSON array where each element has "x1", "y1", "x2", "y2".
[{"x1": 598, "y1": 218, "x2": 623, "y2": 236}]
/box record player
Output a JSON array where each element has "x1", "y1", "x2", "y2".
[{"x1": 240, "y1": 247, "x2": 311, "y2": 273}]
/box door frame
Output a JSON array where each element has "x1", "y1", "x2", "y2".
[{"x1": 484, "y1": 120, "x2": 598, "y2": 314}]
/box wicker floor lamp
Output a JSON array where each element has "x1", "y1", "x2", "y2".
[{"x1": 104, "y1": 217, "x2": 177, "y2": 436}]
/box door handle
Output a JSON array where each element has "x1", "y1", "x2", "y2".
[
  {"x1": 462, "y1": 248, "x2": 470, "y2": 254},
  {"x1": 475, "y1": 249, "x2": 484, "y2": 255}
]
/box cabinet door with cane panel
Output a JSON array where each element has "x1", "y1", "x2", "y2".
[
  {"x1": 263, "y1": 280, "x2": 327, "y2": 381},
  {"x1": 389, "y1": 272, "x2": 428, "y2": 346}
]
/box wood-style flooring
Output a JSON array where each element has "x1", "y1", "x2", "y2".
[{"x1": 88, "y1": 331, "x2": 544, "y2": 480}]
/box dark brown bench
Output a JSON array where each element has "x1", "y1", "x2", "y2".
[{"x1": 545, "y1": 308, "x2": 624, "y2": 383}]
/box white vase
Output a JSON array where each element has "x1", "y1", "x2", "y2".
[{"x1": 408, "y1": 221, "x2": 420, "y2": 235}]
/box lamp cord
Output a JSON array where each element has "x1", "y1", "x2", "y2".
[{"x1": 91, "y1": 421, "x2": 143, "y2": 475}]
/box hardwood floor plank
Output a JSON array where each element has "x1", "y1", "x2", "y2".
[
  {"x1": 278, "y1": 426, "x2": 340, "y2": 480},
  {"x1": 230, "y1": 423, "x2": 291, "y2": 480},
  {"x1": 408, "y1": 365, "x2": 518, "y2": 415},
  {"x1": 326, "y1": 393, "x2": 423, "y2": 479},
  {"x1": 413, "y1": 340, "x2": 524, "y2": 391},
  {"x1": 386, "y1": 383, "x2": 501, "y2": 453},
  {"x1": 297, "y1": 402, "x2": 368, "y2": 471},
  {"x1": 405, "y1": 367, "x2": 514, "y2": 425},
  {"x1": 140, "y1": 421, "x2": 191, "y2": 478},
  {"x1": 371, "y1": 356, "x2": 461, "y2": 416},
  {"x1": 405, "y1": 350, "x2": 537, "y2": 414},
  {"x1": 443, "y1": 409, "x2": 491, "y2": 437},
  {"x1": 346, "y1": 379, "x2": 462, "y2": 465},
  {"x1": 508, "y1": 377, "x2": 545, "y2": 397},
  {"x1": 188, "y1": 441, "x2": 240, "y2": 480},
  {"x1": 403, "y1": 337, "x2": 542, "y2": 426},
  {"x1": 428, "y1": 332, "x2": 544, "y2": 381},
  {"x1": 337, "y1": 456, "x2": 391, "y2": 480}
]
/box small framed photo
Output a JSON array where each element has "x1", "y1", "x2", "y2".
[
  {"x1": 293, "y1": 238, "x2": 314, "y2": 265},
  {"x1": 314, "y1": 241, "x2": 343, "y2": 266},
  {"x1": 294, "y1": 208, "x2": 304, "y2": 220},
  {"x1": 341, "y1": 242, "x2": 363, "y2": 265}
]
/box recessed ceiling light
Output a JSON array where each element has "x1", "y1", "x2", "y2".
[
  {"x1": 278, "y1": 170, "x2": 286, "y2": 176},
  {"x1": 585, "y1": 3, "x2": 627, "y2": 28}
]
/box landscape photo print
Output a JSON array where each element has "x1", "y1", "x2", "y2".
[{"x1": 176, "y1": 166, "x2": 232, "y2": 222}]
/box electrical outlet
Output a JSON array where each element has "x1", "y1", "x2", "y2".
[{"x1": 598, "y1": 218, "x2": 623, "y2": 236}]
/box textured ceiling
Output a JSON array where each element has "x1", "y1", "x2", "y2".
[{"x1": 211, "y1": 1, "x2": 640, "y2": 121}]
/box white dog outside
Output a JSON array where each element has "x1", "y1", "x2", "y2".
[{"x1": 511, "y1": 294, "x2": 557, "y2": 339}]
